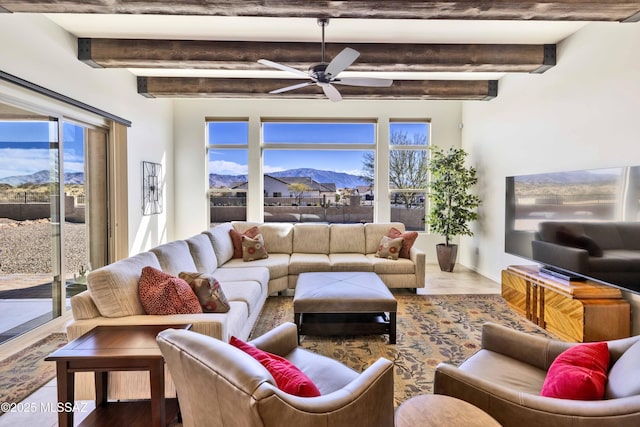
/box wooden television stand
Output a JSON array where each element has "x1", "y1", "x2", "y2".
[{"x1": 502, "y1": 265, "x2": 631, "y2": 342}]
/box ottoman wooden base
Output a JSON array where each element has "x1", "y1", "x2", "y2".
[{"x1": 293, "y1": 272, "x2": 397, "y2": 344}]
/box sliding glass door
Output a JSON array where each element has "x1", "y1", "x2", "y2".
[{"x1": 0, "y1": 102, "x2": 108, "y2": 344}]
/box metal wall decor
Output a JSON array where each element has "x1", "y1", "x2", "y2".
[{"x1": 142, "y1": 161, "x2": 162, "y2": 215}]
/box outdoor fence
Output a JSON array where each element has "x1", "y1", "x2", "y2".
[{"x1": 0, "y1": 192, "x2": 85, "y2": 222}]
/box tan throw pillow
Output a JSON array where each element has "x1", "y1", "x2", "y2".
[
  {"x1": 242, "y1": 233, "x2": 269, "y2": 262},
  {"x1": 178, "y1": 272, "x2": 231, "y2": 313},
  {"x1": 376, "y1": 236, "x2": 404, "y2": 260},
  {"x1": 229, "y1": 226, "x2": 260, "y2": 259},
  {"x1": 387, "y1": 227, "x2": 418, "y2": 259}
]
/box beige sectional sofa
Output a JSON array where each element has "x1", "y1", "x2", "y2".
[{"x1": 67, "y1": 221, "x2": 425, "y2": 399}]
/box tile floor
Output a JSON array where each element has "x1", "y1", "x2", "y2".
[{"x1": 0, "y1": 263, "x2": 500, "y2": 426}]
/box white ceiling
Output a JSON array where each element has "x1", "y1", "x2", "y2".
[{"x1": 45, "y1": 14, "x2": 589, "y2": 80}]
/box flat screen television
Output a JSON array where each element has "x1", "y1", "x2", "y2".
[{"x1": 505, "y1": 166, "x2": 640, "y2": 295}]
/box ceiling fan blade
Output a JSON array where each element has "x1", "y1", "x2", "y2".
[
  {"x1": 269, "y1": 81, "x2": 314, "y2": 94},
  {"x1": 319, "y1": 83, "x2": 342, "y2": 102},
  {"x1": 334, "y1": 77, "x2": 394, "y2": 87},
  {"x1": 325, "y1": 47, "x2": 360, "y2": 79},
  {"x1": 258, "y1": 59, "x2": 309, "y2": 79}
]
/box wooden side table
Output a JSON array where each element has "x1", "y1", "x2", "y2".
[
  {"x1": 46, "y1": 324, "x2": 190, "y2": 427},
  {"x1": 395, "y1": 394, "x2": 501, "y2": 427}
]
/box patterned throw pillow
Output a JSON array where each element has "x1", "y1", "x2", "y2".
[
  {"x1": 178, "y1": 272, "x2": 231, "y2": 313},
  {"x1": 387, "y1": 227, "x2": 418, "y2": 259},
  {"x1": 138, "y1": 266, "x2": 202, "y2": 315},
  {"x1": 229, "y1": 226, "x2": 261, "y2": 259},
  {"x1": 242, "y1": 233, "x2": 269, "y2": 262},
  {"x1": 376, "y1": 236, "x2": 404, "y2": 260}
]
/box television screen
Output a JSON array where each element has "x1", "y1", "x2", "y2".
[{"x1": 505, "y1": 166, "x2": 640, "y2": 294}]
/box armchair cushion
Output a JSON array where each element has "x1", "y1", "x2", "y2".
[
  {"x1": 606, "y1": 340, "x2": 640, "y2": 398},
  {"x1": 540, "y1": 342, "x2": 609, "y2": 400},
  {"x1": 230, "y1": 336, "x2": 321, "y2": 397}
]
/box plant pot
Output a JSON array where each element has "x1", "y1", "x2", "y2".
[{"x1": 436, "y1": 243, "x2": 458, "y2": 272}]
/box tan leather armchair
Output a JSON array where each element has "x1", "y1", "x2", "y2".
[
  {"x1": 434, "y1": 322, "x2": 640, "y2": 427},
  {"x1": 157, "y1": 322, "x2": 394, "y2": 427}
]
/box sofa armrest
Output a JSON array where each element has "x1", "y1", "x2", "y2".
[
  {"x1": 259, "y1": 357, "x2": 394, "y2": 427},
  {"x1": 409, "y1": 246, "x2": 426, "y2": 287},
  {"x1": 434, "y1": 362, "x2": 640, "y2": 418},
  {"x1": 70, "y1": 290, "x2": 101, "y2": 320},
  {"x1": 481, "y1": 323, "x2": 573, "y2": 370},
  {"x1": 250, "y1": 322, "x2": 299, "y2": 356},
  {"x1": 531, "y1": 240, "x2": 589, "y2": 272}
]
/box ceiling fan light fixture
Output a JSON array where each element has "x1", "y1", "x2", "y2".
[{"x1": 258, "y1": 17, "x2": 393, "y2": 101}]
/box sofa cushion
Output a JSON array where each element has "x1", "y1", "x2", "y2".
[
  {"x1": 230, "y1": 226, "x2": 260, "y2": 259},
  {"x1": 242, "y1": 234, "x2": 269, "y2": 262},
  {"x1": 150, "y1": 240, "x2": 199, "y2": 275},
  {"x1": 364, "y1": 222, "x2": 405, "y2": 254},
  {"x1": 204, "y1": 223, "x2": 235, "y2": 266},
  {"x1": 329, "y1": 223, "x2": 365, "y2": 253},
  {"x1": 138, "y1": 267, "x2": 203, "y2": 315},
  {"x1": 289, "y1": 253, "x2": 331, "y2": 275},
  {"x1": 185, "y1": 233, "x2": 218, "y2": 274},
  {"x1": 219, "y1": 280, "x2": 263, "y2": 315},
  {"x1": 605, "y1": 340, "x2": 640, "y2": 398},
  {"x1": 87, "y1": 251, "x2": 160, "y2": 317},
  {"x1": 376, "y1": 236, "x2": 404, "y2": 260},
  {"x1": 540, "y1": 342, "x2": 609, "y2": 400},
  {"x1": 387, "y1": 227, "x2": 419, "y2": 259},
  {"x1": 293, "y1": 224, "x2": 329, "y2": 254},
  {"x1": 229, "y1": 336, "x2": 321, "y2": 397},
  {"x1": 257, "y1": 223, "x2": 294, "y2": 254},
  {"x1": 368, "y1": 255, "x2": 415, "y2": 275},
  {"x1": 329, "y1": 253, "x2": 373, "y2": 272},
  {"x1": 219, "y1": 257, "x2": 288, "y2": 283},
  {"x1": 178, "y1": 272, "x2": 231, "y2": 313}
]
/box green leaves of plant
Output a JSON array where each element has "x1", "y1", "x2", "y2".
[{"x1": 426, "y1": 146, "x2": 481, "y2": 246}]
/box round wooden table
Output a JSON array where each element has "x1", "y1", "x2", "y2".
[{"x1": 395, "y1": 394, "x2": 501, "y2": 427}]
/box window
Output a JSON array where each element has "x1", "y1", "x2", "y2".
[
  {"x1": 262, "y1": 121, "x2": 375, "y2": 223},
  {"x1": 388, "y1": 121, "x2": 430, "y2": 231},
  {"x1": 207, "y1": 121, "x2": 249, "y2": 224}
]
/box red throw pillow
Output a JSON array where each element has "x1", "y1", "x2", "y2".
[
  {"x1": 540, "y1": 342, "x2": 609, "y2": 400},
  {"x1": 229, "y1": 226, "x2": 260, "y2": 259},
  {"x1": 387, "y1": 227, "x2": 418, "y2": 259},
  {"x1": 229, "y1": 336, "x2": 321, "y2": 397},
  {"x1": 138, "y1": 266, "x2": 203, "y2": 315}
]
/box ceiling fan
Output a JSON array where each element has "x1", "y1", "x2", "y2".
[{"x1": 258, "y1": 18, "x2": 393, "y2": 102}]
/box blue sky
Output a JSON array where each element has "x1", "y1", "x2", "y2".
[
  {"x1": 209, "y1": 122, "x2": 429, "y2": 176},
  {"x1": 0, "y1": 121, "x2": 85, "y2": 179},
  {"x1": 0, "y1": 120, "x2": 428, "y2": 179}
]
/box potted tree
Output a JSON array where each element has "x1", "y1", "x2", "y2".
[{"x1": 426, "y1": 146, "x2": 481, "y2": 272}]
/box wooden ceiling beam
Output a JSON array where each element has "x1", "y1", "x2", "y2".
[
  {"x1": 137, "y1": 77, "x2": 498, "y2": 101},
  {"x1": 1, "y1": 1, "x2": 639, "y2": 22},
  {"x1": 79, "y1": 39, "x2": 556, "y2": 73}
]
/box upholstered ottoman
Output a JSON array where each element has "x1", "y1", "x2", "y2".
[{"x1": 293, "y1": 272, "x2": 397, "y2": 344}]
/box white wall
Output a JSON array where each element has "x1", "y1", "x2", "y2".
[
  {"x1": 0, "y1": 14, "x2": 174, "y2": 254},
  {"x1": 461, "y1": 22, "x2": 640, "y2": 333},
  {"x1": 172, "y1": 98, "x2": 462, "y2": 258}
]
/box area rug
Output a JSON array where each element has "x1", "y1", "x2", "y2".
[
  {"x1": 250, "y1": 294, "x2": 553, "y2": 406},
  {"x1": 0, "y1": 333, "x2": 67, "y2": 411}
]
